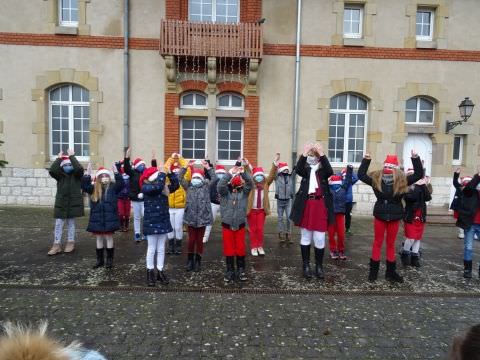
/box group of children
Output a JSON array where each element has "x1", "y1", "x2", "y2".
[{"x1": 47, "y1": 143, "x2": 479, "y2": 286}]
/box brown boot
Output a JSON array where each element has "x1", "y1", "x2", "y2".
[
  {"x1": 64, "y1": 241, "x2": 75, "y2": 253},
  {"x1": 47, "y1": 243, "x2": 63, "y2": 256}
]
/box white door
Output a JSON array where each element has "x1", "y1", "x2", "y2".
[{"x1": 403, "y1": 134, "x2": 432, "y2": 176}]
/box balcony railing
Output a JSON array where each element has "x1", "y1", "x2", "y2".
[{"x1": 160, "y1": 19, "x2": 263, "y2": 59}]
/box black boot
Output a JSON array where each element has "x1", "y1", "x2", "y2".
[
  {"x1": 314, "y1": 247, "x2": 325, "y2": 280},
  {"x1": 385, "y1": 261, "x2": 404, "y2": 283},
  {"x1": 93, "y1": 248, "x2": 104, "y2": 269},
  {"x1": 175, "y1": 239, "x2": 182, "y2": 255},
  {"x1": 147, "y1": 269, "x2": 156, "y2": 287},
  {"x1": 186, "y1": 253, "x2": 194, "y2": 272},
  {"x1": 236, "y1": 256, "x2": 247, "y2": 281},
  {"x1": 410, "y1": 253, "x2": 421, "y2": 268},
  {"x1": 464, "y1": 260, "x2": 473, "y2": 279},
  {"x1": 224, "y1": 256, "x2": 235, "y2": 283},
  {"x1": 166, "y1": 239, "x2": 174, "y2": 255},
  {"x1": 157, "y1": 270, "x2": 170, "y2": 285},
  {"x1": 400, "y1": 250, "x2": 411, "y2": 267},
  {"x1": 125, "y1": 217, "x2": 130, "y2": 232},
  {"x1": 105, "y1": 248, "x2": 114, "y2": 269},
  {"x1": 194, "y1": 254, "x2": 202, "y2": 273},
  {"x1": 368, "y1": 259, "x2": 380, "y2": 282},
  {"x1": 300, "y1": 245, "x2": 313, "y2": 279}
]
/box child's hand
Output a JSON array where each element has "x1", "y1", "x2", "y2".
[
  {"x1": 86, "y1": 163, "x2": 92, "y2": 176},
  {"x1": 455, "y1": 167, "x2": 461, "y2": 174},
  {"x1": 364, "y1": 153, "x2": 371, "y2": 160},
  {"x1": 112, "y1": 163, "x2": 118, "y2": 174},
  {"x1": 125, "y1": 147, "x2": 131, "y2": 158},
  {"x1": 274, "y1": 153, "x2": 280, "y2": 164},
  {"x1": 57, "y1": 151, "x2": 63, "y2": 159},
  {"x1": 411, "y1": 149, "x2": 418, "y2": 158},
  {"x1": 303, "y1": 143, "x2": 313, "y2": 157},
  {"x1": 188, "y1": 159, "x2": 196, "y2": 168},
  {"x1": 67, "y1": 148, "x2": 74, "y2": 156},
  {"x1": 201, "y1": 160, "x2": 210, "y2": 169},
  {"x1": 314, "y1": 143, "x2": 324, "y2": 157}
]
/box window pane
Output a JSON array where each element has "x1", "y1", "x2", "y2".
[
  {"x1": 349, "y1": 95, "x2": 358, "y2": 110},
  {"x1": 218, "y1": 131, "x2": 229, "y2": 140},
  {"x1": 453, "y1": 136, "x2": 461, "y2": 160},
  {"x1": 50, "y1": 88, "x2": 60, "y2": 101},
  {"x1": 194, "y1": 140, "x2": 205, "y2": 149},
  {"x1": 218, "y1": 150, "x2": 229, "y2": 160},
  {"x1": 231, "y1": 95, "x2": 242, "y2": 107},
  {"x1": 218, "y1": 140, "x2": 229, "y2": 149},
  {"x1": 83, "y1": 119, "x2": 89, "y2": 129},
  {"x1": 190, "y1": 14, "x2": 201, "y2": 21},
  {"x1": 230, "y1": 131, "x2": 241, "y2": 140},
  {"x1": 358, "y1": 98, "x2": 367, "y2": 110},
  {"x1": 197, "y1": 130, "x2": 206, "y2": 139},
  {"x1": 60, "y1": 86, "x2": 69, "y2": 101},
  {"x1": 218, "y1": 95, "x2": 229, "y2": 107},
  {"x1": 230, "y1": 141, "x2": 241, "y2": 150},
  {"x1": 218, "y1": 121, "x2": 229, "y2": 130},
  {"x1": 420, "y1": 98, "x2": 433, "y2": 111},
  {"x1": 62, "y1": 117, "x2": 69, "y2": 129},
  {"x1": 183, "y1": 140, "x2": 193, "y2": 148},
  {"x1": 72, "y1": 86, "x2": 82, "y2": 102},
  {"x1": 191, "y1": 3, "x2": 201, "y2": 15},
  {"x1": 227, "y1": 5, "x2": 237, "y2": 17},
  {"x1": 230, "y1": 151, "x2": 241, "y2": 159},
  {"x1": 183, "y1": 119, "x2": 194, "y2": 129},
  {"x1": 52, "y1": 131, "x2": 60, "y2": 142},
  {"x1": 230, "y1": 121, "x2": 242, "y2": 130},
  {"x1": 74, "y1": 106, "x2": 81, "y2": 118},
  {"x1": 182, "y1": 94, "x2": 194, "y2": 106},
  {"x1": 62, "y1": 131, "x2": 69, "y2": 142},
  {"x1": 62, "y1": 9, "x2": 70, "y2": 21},
  {"x1": 83, "y1": 132, "x2": 89, "y2": 143},
  {"x1": 52, "y1": 118, "x2": 60, "y2": 130},
  {"x1": 183, "y1": 149, "x2": 193, "y2": 159},
  {"x1": 194, "y1": 150, "x2": 205, "y2": 159},
  {"x1": 338, "y1": 94, "x2": 347, "y2": 109},
  {"x1": 416, "y1": 24, "x2": 422, "y2": 36},
  {"x1": 406, "y1": 98, "x2": 417, "y2": 110},
  {"x1": 71, "y1": 9, "x2": 78, "y2": 22},
  {"x1": 52, "y1": 105, "x2": 60, "y2": 118},
  {"x1": 405, "y1": 111, "x2": 416, "y2": 123},
  {"x1": 216, "y1": 4, "x2": 226, "y2": 16},
  {"x1": 195, "y1": 94, "x2": 206, "y2": 106},
  {"x1": 74, "y1": 132, "x2": 82, "y2": 143},
  {"x1": 419, "y1": 111, "x2": 433, "y2": 123},
  {"x1": 74, "y1": 119, "x2": 82, "y2": 130}
]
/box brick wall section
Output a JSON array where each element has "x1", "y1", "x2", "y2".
[
  {"x1": 164, "y1": 93, "x2": 180, "y2": 158},
  {"x1": 165, "y1": 0, "x2": 188, "y2": 20},
  {"x1": 244, "y1": 95, "x2": 259, "y2": 165},
  {"x1": 217, "y1": 81, "x2": 245, "y2": 94},
  {"x1": 179, "y1": 80, "x2": 208, "y2": 93},
  {"x1": 240, "y1": 0, "x2": 263, "y2": 23}
]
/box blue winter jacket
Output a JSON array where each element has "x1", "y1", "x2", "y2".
[
  {"x1": 340, "y1": 172, "x2": 358, "y2": 203},
  {"x1": 142, "y1": 173, "x2": 179, "y2": 236},
  {"x1": 82, "y1": 173, "x2": 123, "y2": 233},
  {"x1": 330, "y1": 167, "x2": 353, "y2": 214}
]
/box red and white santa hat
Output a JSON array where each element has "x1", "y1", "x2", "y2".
[
  {"x1": 192, "y1": 168, "x2": 205, "y2": 180},
  {"x1": 252, "y1": 167, "x2": 265, "y2": 178},
  {"x1": 139, "y1": 167, "x2": 159, "y2": 187},
  {"x1": 60, "y1": 156, "x2": 71, "y2": 167},
  {"x1": 383, "y1": 155, "x2": 399, "y2": 170},
  {"x1": 328, "y1": 175, "x2": 343, "y2": 185},
  {"x1": 277, "y1": 162, "x2": 289, "y2": 173},
  {"x1": 95, "y1": 167, "x2": 111, "y2": 179},
  {"x1": 133, "y1": 158, "x2": 146, "y2": 170},
  {"x1": 215, "y1": 165, "x2": 227, "y2": 174},
  {"x1": 461, "y1": 176, "x2": 473, "y2": 186}
]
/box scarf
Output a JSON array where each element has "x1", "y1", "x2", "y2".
[{"x1": 308, "y1": 163, "x2": 320, "y2": 194}]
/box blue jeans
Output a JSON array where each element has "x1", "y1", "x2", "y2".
[
  {"x1": 277, "y1": 199, "x2": 292, "y2": 234},
  {"x1": 464, "y1": 224, "x2": 480, "y2": 261}
]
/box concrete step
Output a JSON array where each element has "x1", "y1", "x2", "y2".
[{"x1": 427, "y1": 205, "x2": 455, "y2": 226}]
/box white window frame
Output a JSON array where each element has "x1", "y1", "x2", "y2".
[
  {"x1": 49, "y1": 84, "x2": 89, "y2": 162},
  {"x1": 452, "y1": 135, "x2": 464, "y2": 166},
  {"x1": 328, "y1": 93, "x2": 368, "y2": 167},
  {"x1": 416, "y1": 8, "x2": 434, "y2": 41},
  {"x1": 180, "y1": 118, "x2": 208, "y2": 160},
  {"x1": 58, "y1": 0, "x2": 79, "y2": 27},
  {"x1": 188, "y1": 0, "x2": 240, "y2": 24},
  {"x1": 217, "y1": 93, "x2": 244, "y2": 110},
  {"x1": 180, "y1": 92, "x2": 208, "y2": 109},
  {"x1": 216, "y1": 118, "x2": 244, "y2": 165},
  {"x1": 343, "y1": 4, "x2": 363, "y2": 39},
  {"x1": 405, "y1": 97, "x2": 435, "y2": 125}
]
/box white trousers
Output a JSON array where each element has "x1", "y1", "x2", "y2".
[
  {"x1": 132, "y1": 201, "x2": 144, "y2": 235},
  {"x1": 96, "y1": 235, "x2": 114, "y2": 249},
  {"x1": 203, "y1": 203, "x2": 221, "y2": 242},
  {"x1": 300, "y1": 228, "x2": 325, "y2": 249},
  {"x1": 168, "y1": 208, "x2": 185, "y2": 240},
  {"x1": 54, "y1": 218, "x2": 76, "y2": 244},
  {"x1": 146, "y1": 234, "x2": 167, "y2": 270},
  {"x1": 403, "y1": 238, "x2": 421, "y2": 254}
]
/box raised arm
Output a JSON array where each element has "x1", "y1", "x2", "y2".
[
  {"x1": 113, "y1": 171, "x2": 124, "y2": 194},
  {"x1": 142, "y1": 173, "x2": 167, "y2": 196},
  {"x1": 295, "y1": 155, "x2": 308, "y2": 178},
  {"x1": 343, "y1": 165, "x2": 353, "y2": 188},
  {"x1": 178, "y1": 165, "x2": 190, "y2": 190},
  {"x1": 266, "y1": 162, "x2": 277, "y2": 186},
  {"x1": 48, "y1": 157, "x2": 63, "y2": 181},
  {"x1": 81, "y1": 175, "x2": 94, "y2": 195},
  {"x1": 241, "y1": 171, "x2": 254, "y2": 195},
  {"x1": 217, "y1": 173, "x2": 231, "y2": 197},
  {"x1": 205, "y1": 166, "x2": 216, "y2": 184},
  {"x1": 357, "y1": 155, "x2": 373, "y2": 186},
  {"x1": 406, "y1": 152, "x2": 423, "y2": 186},
  {"x1": 319, "y1": 155, "x2": 333, "y2": 180},
  {"x1": 167, "y1": 172, "x2": 179, "y2": 193},
  {"x1": 453, "y1": 170, "x2": 462, "y2": 190}
]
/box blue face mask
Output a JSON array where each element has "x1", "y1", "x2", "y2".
[
  {"x1": 254, "y1": 175, "x2": 264, "y2": 183},
  {"x1": 191, "y1": 178, "x2": 203, "y2": 187},
  {"x1": 63, "y1": 165, "x2": 74, "y2": 174},
  {"x1": 217, "y1": 174, "x2": 226, "y2": 180},
  {"x1": 136, "y1": 165, "x2": 145, "y2": 173}
]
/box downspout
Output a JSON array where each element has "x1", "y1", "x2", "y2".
[
  {"x1": 291, "y1": 0, "x2": 302, "y2": 189},
  {"x1": 123, "y1": 0, "x2": 130, "y2": 152}
]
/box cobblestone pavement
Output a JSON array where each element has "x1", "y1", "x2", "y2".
[{"x1": 0, "y1": 206, "x2": 479, "y2": 359}]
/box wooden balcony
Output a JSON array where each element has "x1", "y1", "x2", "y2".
[{"x1": 160, "y1": 19, "x2": 263, "y2": 59}]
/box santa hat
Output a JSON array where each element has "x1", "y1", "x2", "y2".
[
  {"x1": 252, "y1": 167, "x2": 265, "y2": 178},
  {"x1": 191, "y1": 168, "x2": 205, "y2": 180},
  {"x1": 383, "y1": 155, "x2": 399, "y2": 170},
  {"x1": 133, "y1": 158, "x2": 146, "y2": 170},
  {"x1": 139, "y1": 167, "x2": 159, "y2": 187},
  {"x1": 95, "y1": 167, "x2": 111, "y2": 179},
  {"x1": 328, "y1": 175, "x2": 343, "y2": 185},
  {"x1": 277, "y1": 162, "x2": 289, "y2": 173},
  {"x1": 215, "y1": 165, "x2": 227, "y2": 174},
  {"x1": 461, "y1": 176, "x2": 472, "y2": 186},
  {"x1": 60, "y1": 156, "x2": 71, "y2": 167},
  {"x1": 230, "y1": 175, "x2": 243, "y2": 188},
  {"x1": 406, "y1": 168, "x2": 414, "y2": 175}
]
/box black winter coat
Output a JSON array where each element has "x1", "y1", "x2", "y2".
[
  {"x1": 289, "y1": 155, "x2": 334, "y2": 226},
  {"x1": 124, "y1": 157, "x2": 156, "y2": 202},
  {"x1": 142, "y1": 173, "x2": 179, "y2": 235},
  {"x1": 82, "y1": 173, "x2": 123, "y2": 233},
  {"x1": 357, "y1": 156, "x2": 423, "y2": 222},
  {"x1": 456, "y1": 174, "x2": 480, "y2": 230},
  {"x1": 404, "y1": 184, "x2": 432, "y2": 223},
  {"x1": 49, "y1": 155, "x2": 85, "y2": 219},
  {"x1": 450, "y1": 172, "x2": 463, "y2": 211}
]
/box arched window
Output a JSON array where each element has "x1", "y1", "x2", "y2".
[
  {"x1": 180, "y1": 92, "x2": 207, "y2": 109},
  {"x1": 328, "y1": 93, "x2": 367, "y2": 164},
  {"x1": 405, "y1": 96, "x2": 435, "y2": 124},
  {"x1": 49, "y1": 84, "x2": 89, "y2": 159},
  {"x1": 217, "y1": 93, "x2": 244, "y2": 110}
]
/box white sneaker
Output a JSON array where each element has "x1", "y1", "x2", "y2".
[
  {"x1": 251, "y1": 248, "x2": 258, "y2": 256},
  {"x1": 257, "y1": 247, "x2": 265, "y2": 256},
  {"x1": 458, "y1": 229, "x2": 465, "y2": 239},
  {"x1": 475, "y1": 234, "x2": 479, "y2": 241}
]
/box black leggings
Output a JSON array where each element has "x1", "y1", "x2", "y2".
[{"x1": 345, "y1": 202, "x2": 353, "y2": 231}]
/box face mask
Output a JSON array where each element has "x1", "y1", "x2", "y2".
[
  {"x1": 282, "y1": 170, "x2": 289, "y2": 175},
  {"x1": 136, "y1": 165, "x2": 145, "y2": 173},
  {"x1": 191, "y1": 178, "x2": 202, "y2": 187},
  {"x1": 306, "y1": 156, "x2": 318, "y2": 165},
  {"x1": 101, "y1": 177, "x2": 110, "y2": 185},
  {"x1": 217, "y1": 174, "x2": 225, "y2": 180},
  {"x1": 254, "y1": 175, "x2": 264, "y2": 183},
  {"x1": 63, "y1": 165, "x2": 73, "y2": 174}
]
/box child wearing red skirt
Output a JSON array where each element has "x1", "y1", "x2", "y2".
[{"x1": 401, "y1": 169, "x2": 433, "y2": 268}]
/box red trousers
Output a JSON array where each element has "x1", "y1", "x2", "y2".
[
  {"x1": 247, "y1": 209, "x2": 266, "y2": 249},
  {"x1": 117, "y1": 198, "x2": 131, "y2": 218},
  {"x1": 328, "y1": 213, "x2": 346, "y2": 252},
  {"x1": 372, "y1": 218, "x2": 400, "y2": 262},
  {"x1": 222, "y1": 226, "x2": 246, "y2": 256},
  {"x1": 187, "y1": 226, "x2": 205, "y2": 254}
]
